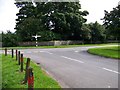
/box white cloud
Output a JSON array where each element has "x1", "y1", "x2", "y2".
[
  {"x1": 0, "y1": 0, "x2": 19, "y2": 33},
  {"x1": 80, "y1": 0, "x2": 119, "y2": 24}
]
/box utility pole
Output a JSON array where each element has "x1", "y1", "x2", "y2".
[{"x1": 32, "y1": 35, "x2": 41, "y2": 47}]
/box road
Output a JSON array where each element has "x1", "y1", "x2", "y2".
[{"x1": 2, "y1": 45, "x2": 119, "y2": 88}]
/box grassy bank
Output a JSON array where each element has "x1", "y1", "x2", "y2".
[
  {"x1": 1, "y1": 54, "x2": 60, "y2": 88},
  {"x1": 88, "y1": 46, "x2": 120, "y2": 59},
  {"x1": 1, "y1": 43, "x2": 118, "y2": 50}
]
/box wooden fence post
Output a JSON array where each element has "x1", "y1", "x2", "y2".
[
  {"x1": 18, "y1": 51, "x2": 21, "y2": 65},
  {"x1": 28, "y1": 67, "x2": 34, "y2": 90},
  {"x1": 23, "y1": 58, "x2": 30, "y2": 83},
  {"x1": 5, "y1": 48, "x2": 7, "y2": 56},
  {"x1": 21, "y1": 54, "x2": 23, "y2": 72},
  {"x1": 12, "y1": 49, "x2": 14, "y2": 58},
  {"x1": 16, "y1": 50, "x2": 17, "y2": 61}
]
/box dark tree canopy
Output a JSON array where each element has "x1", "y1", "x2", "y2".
[
  {"x1": 88, "y1": 21, "x2": 106, "y2": 43},
  {"x1": 15, "y1": 2, "x2": 89, "y2": 41},
  {"x1": 103, "y1": 5, "x2": 120, "y2": 40},
  {"x1": 2, "y1": 31, "x2": 18, "y2": 47}
]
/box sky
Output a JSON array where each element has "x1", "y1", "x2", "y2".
[{"x1": 0, "y1": 0, "x2": 119, "y2": 33}]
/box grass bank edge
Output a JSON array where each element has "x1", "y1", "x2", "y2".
[
  {"x1": 87, "y1": 46, "x2": 120, "y2": 59},
  {"x1": 2, "y1": 54, "x2": 61, "y2": 88},
  {"x1": 1, "y1": 43, "x2": 119, "y2": 50}
]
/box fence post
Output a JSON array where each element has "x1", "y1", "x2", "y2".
[
  {"x1": 21, "y1": 54, "x2": 23, "y2": 72},
  {"x1": 5, "y1": 48, "x2": 7, "y2": 56},
  {"x1": 18, "y1": 51, "x2": 21, "y2": 65},
  {"x1": 28, "y1": 67, "x2": 34, "y2": 90},
  {"x1": 23, "y1": 58, "x2": 30, "y2": 83},
  {"x1": 12, "y1": 49, "x2": 14, "y2": 58},
  {"x1": 16, "y1": 50, "x2": 17, "y2": 61}
]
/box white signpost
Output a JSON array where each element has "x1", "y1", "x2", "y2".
[{"x1": 32, "y1": 35, "x2": 41, "y2": 47}]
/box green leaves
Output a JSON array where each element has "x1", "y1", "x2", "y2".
[
  {"x1": 103, "y1": 5, "x2": 120, "y2": 39},
  {"x1": 15, "y1": 2, "x2": 89, "y2": 41},
  {"x1": 89, "y1": 22, "x2": 106, "y2": 42},
  {"x1": 2, "y1": 31, "x2": 18, "y2": 47}
]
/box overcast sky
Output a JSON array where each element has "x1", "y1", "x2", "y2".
[{"x1": 0, "y1": 0, "x2": 119, "y2": 33}]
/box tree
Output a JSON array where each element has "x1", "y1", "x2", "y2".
[
  {"x1": 81, "y1": 24, "x2": 91, "y2": 41},
  {"x1": 41, "y1": 2, "x2": 89, "y2": 40},
  {"x1": 15, "y1": 2, "x2": 89, "y2": 41},
  {"x1": 2, "y1": 31, "x2": 18, "y2": 47},
  {"x1": 16, "y1": 17, "x2": 44, "y2": 41},
  {"x1": 102, "y1": 5, "x2": 120, "y2": 40},
  {"x1": 15, "y1": 2, "x2": 41, "y2": 41},
  {"x1": 88, "y1": 22, "x2": 106, "y2": 43}
]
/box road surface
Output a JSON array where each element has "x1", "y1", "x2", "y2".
[{"x1": 1, "y1": 45, "x2": 119, "y2": 88}]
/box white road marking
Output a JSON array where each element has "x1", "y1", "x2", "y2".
[
  {"x1": 46, "y1": 52, "x2": 53, "y2": 54},
  {"x1": 75, "y1": 51, "x2": 79, "y2": 52},
  {"x1": 61, "y1": 56, "x2": 84, "y2": 63},
  {"x1": 102, "y1": 68, "x2": 119, "y2": 74}
]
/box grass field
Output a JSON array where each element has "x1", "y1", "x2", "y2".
[
  {"x1": 1, "y1": 54, "x2": 60, "y2": 88},
  {"x1": 1, "y1": 43, "x2": 118, "y2": 50},
  {"x1": 88, "y1": 46, "x2": 120, "y2": 59}
]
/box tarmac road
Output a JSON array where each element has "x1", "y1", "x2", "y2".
[{"x1": 2, "y1": 45, "x2": 119, "y2": 88}]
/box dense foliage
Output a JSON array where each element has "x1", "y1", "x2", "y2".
[
  {"x1": 15, "y1": 2, "x2": 89, "y2": 41},
  {"x1": 2, "y1": 31, "x2": 18, "y2": 47},
  {"x1": 88, "y1": 22, "x2": 106, "y2": 43},
  {"x1": 103, "y1": 5, "x2": 120, "y2": 40}
]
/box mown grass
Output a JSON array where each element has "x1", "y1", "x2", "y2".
[
  {"x1": 88, "y1": 46, "x2": 120, "y2": 59},
  {"x1": 1, "y1": 43, "x2": 118, "y2": 50},
  {"x1": 1, "y1": 54, "x2": 61, "y2": 88}
]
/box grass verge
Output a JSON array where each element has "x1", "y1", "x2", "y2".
[
  {"x1": 1, "y1": 43, "x2": 119, "y2": 50},
  {"x1": 88, "y1": 46, "x2": 120, "y2": 59},
  {"x1": 1, "y1": 54, "x2": 61, "y2": 88}
]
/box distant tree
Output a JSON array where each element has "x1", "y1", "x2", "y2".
[
  {"x1": 102, "y1": 5, "x2": 120, "y2": 40},
  {"x1": 2, "y1": 31, "x2": 18, "y2": 47},
  {"x1": 88, "y1": 22, "x2": 106, "y2": 43},
  {"x1": 81, "y1": 24, "x2": 91, "y2": 41},
  {"x1": 37, "y1": 31, "x2": 61, "y2": 41}
]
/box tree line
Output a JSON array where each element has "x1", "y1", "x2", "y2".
[{"x1": 1, "y1": 2, "x2": 120, "y2": 47}]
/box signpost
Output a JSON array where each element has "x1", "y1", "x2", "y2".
[{"x1": 32, "y1": 35, "x2": 41, "y2": 47}]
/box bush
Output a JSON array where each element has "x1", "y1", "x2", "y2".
[
  {"x1": 37, "y1": 31, "x2": 62, "y2": 41},
  {"x1": 2, "y1": 31, "x2": 18, "y2": 47}
]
